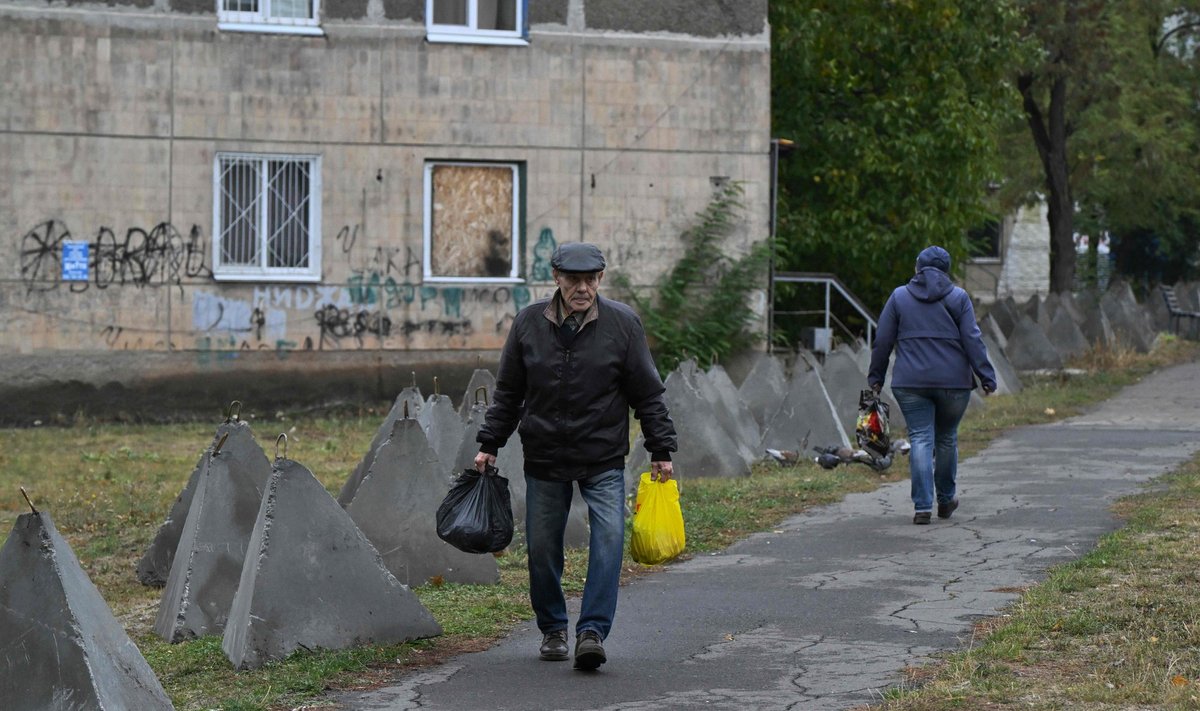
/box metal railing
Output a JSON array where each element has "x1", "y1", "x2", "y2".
[{"x1": 769, "y1": 272, "x2": 879, "y2": 349}]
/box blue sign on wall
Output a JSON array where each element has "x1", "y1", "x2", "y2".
[{"x1": 62, "y1": 241, "x2": 89, "y2": 281}]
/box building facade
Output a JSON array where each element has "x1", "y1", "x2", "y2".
[{"x1": 0, "y1": 0, "x2": 771, "y2": 421}]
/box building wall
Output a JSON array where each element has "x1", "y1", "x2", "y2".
[
  {"x1": 0, "y1": 1, "x2": 771, "y2": 420},
  {"x1": 995, "y1": 203, "x2": 1051, "y2": 303},
  {"x1": 964, "y1": 203, "x2": 1051, "y2": 305}
]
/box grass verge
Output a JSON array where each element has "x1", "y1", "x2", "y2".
[
  {"x1": 0, "y1": 338, "x2": 1196, "y2": 710},
  {"x1": 870, "y1": 450, "x2": 1200, "y2": 710}
]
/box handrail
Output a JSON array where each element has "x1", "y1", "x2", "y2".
[{"x1": 770, "y1": 272, "x2": 878, "y2": 349}]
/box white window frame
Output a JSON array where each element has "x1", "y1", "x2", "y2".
[
  {"x1": 212, "y1": 152, "x2": 323, "y2": 283},
  {"x1": 217, "y1": 0, "x2": 325, "y2": 36},
  {"x1": 426, "y1": 0, "x2": 528, "y2": 46},
  {"x1": 423, "y1": 161, "x2": 523, "y2": 285}
]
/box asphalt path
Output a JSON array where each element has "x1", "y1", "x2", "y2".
[{"x1": 337, "y1": 360, "x2": 1200, "y2": 711}]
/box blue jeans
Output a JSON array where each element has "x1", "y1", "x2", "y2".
[
  {"x1": 525, "y1": 467, "x2": 625, "y2": 639},
  {"x1": 892, "y1": 388, "x2": 971, "y2": 513}
]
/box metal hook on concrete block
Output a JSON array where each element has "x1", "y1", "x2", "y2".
[
  {"x1": 19, "y1": 487, "x2": 37, "y2": 514},
  {"x1": 275, "y1": 433, "x2": 288, "y2": 460},
  {"x1": 213, "y1": 432, "x2": 230, "y2": 456},
  {"x1": 225, "y1": 400, "x2": 242, "y2": 423},
  {"x1": 403, "y1": 401, "x2": 410, "y2": 420},
  {"x1": 412, "y1": 371, "x2": 417, "y2": 389},
  {"x1": 475, "y1": 385, "x2": 489, "y2": 406},
  {"x1": 433, "y1": 376, "x2": 440, "y2": 396}
]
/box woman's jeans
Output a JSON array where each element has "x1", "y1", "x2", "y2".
[
  {"x1": 525, "y1": 467, "x2": 625, "y2": 639},
  {"x1": 892, "y1": 388, "x2": 972, "y2": 512}
]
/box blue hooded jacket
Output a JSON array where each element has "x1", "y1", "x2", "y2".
[{"x1": 868, "y1": 247, "x2": 997, "y2": 391}]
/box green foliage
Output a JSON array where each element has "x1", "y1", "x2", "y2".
[
  {"x1": 613, "y1": 182, "x2": 771, "y2": 375},
  {"x1": 771, "y1": 0, "x2": 1024, "y2": 322}
]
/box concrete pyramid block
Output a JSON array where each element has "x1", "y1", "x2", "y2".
[
  {"x1": 1081, "y1": 299, "x2": 1116, "y2": 347},
  {"x1": 625, "y1": 433, "x2": 650, "y2": 484},
  {"x1": 223, "y1": 458, "x2": 442, "y2": 669},
  {"x1": 704, "y1": 364, "x2": 762, "y2": 449},
  {"x1": 348, "y1": 418, "x2": 499, "y2": 586},
  {"x1": 981, "y1": 335, "x2": 1022, "y2": 394},
  {"x1": 1057, "y1": 290, "x2": 1087, "y2": 325},
  {"x1": 1040, "y1": 292, "x2": 1061, "y2": 326},
  {"x1": 1101, "y1": 282, "x2": 1156, "y2": 352},
  {"x1": 1006, "y1": 314, "x2": 1063, "y2": 370},
  {"x1": 338, "y1": 386, "x2": 423, "y2": 506},
  {"x1": 980, "y1": 313, "x2": 1008, "y2": 352},
  {"x1": 458, "y1": 369, "x2": 497, "y2": 419},
  {"x1": 138, "y1": 419, "x2": 271, "y2": 587},
  {"x1": 418, "y1": 393, "x2": 466, "y2": 475},
  {"x1": 986, "y1": 298, "x2": 1019, "y2": 339},
  {"x1": 1147, "y1": 285, "x2": 1172, "y2": 333},
  {"x1": 691, "y1": 364, "x2": 760, "y2": 467},
  {"x1": 496, "y1": 432, "x2": 590, "y2": 548},
  {"x1": 1044, "y1": 306, "x2": 1090, "y2": 361},
  {"x1": 760, "y1": 357, "x2": 847, "y2": 454},
  {"x1": 454, "y1": 400, "x2": 490, "y2": 473},
  {"x1": 1, "y1": 510, "x2": 175, "y2": 709},
  {"x1": 819, "y1": 347, "x2": 869, "y2": 447},
  {"x1": 155, "y1": 442, "x2": 266, "y2": 642},
  {"x1": 662, "y1": 364, "x2": 750, "y2": 478},
  {"x1": 1022, "y1": 293, "x2": 1050, "y2": 325},
  {"x1": 736, "y1": 353, "x2": 788, "y2": 430}
]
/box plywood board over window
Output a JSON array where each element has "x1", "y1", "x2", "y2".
[{"x1": 424, "y1": 162, "x2": 521, "y2": 283}]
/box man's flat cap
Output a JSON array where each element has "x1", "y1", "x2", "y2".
[{"x1": 551, "y1": 243, "x2": 606, "y2": 273}]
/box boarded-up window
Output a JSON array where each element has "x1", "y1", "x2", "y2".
[{"x1": 423, "y1": 162, "x2": 521, "y2": 282}]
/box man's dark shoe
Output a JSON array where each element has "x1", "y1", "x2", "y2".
[
  {"x1": 573, "y1": 630, "x2": 606, "y2": 670},
  {"x1": 539, "y1": 630, "x2": 569, "y2": 661},
  {"x1": 937, "y1": 498, "x2": 959, "y2": 519},
  {"x1": 913, "y1": 511, "x2": 931, "y2": 525}
]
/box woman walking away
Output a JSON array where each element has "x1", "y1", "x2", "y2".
[{"x1": 868, "y1": 246, "x2": 997, "y2": 525}]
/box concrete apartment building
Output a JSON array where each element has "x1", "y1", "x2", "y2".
[{"x1": 0, "y1": 0, "x2": 771, "y2": 421}]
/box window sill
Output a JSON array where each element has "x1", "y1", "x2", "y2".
[
  {"x1": 424, "y1": 276, "x2": 525, "y2": 285},
  {"x1": 218, "y1": 21, "x2": 325, "y2": 37},
  {"x1": 213, "y1": 271, "x2": 323, "y2": 283},
  {"x1": 425, "y1": 32, "x2": 529, "y2": 47}
]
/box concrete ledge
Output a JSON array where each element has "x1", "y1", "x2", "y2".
[{"x1": 0, "y1": 349, "x2": 501, "y2": 425}]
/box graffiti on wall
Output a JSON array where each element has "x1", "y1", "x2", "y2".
[
  {"x1": 19, "y1": 219, "x2": 210, "y2": 293},
  {"x1": 531, "y1": 228, "x2": 557, "y2": 281},
  {"x1": 15, "y1": 219, "x2": 564, "y2": 356}
]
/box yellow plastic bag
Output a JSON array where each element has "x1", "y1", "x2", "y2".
[{"x1": 629, "y1": 472, "x2": 686, "y2": 565}]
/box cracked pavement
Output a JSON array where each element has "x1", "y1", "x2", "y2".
[{"x1": 337, "y1": 361, "x2": 1200, "y2": 711}]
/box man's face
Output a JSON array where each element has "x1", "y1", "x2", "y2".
[{"x1": 554, "y1": 269, "x2": 604, "y2": 313}]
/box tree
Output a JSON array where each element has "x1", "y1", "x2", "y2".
[
  {"x1": 771, "y1": 0, "x2": 1024, "y2": 321},
  {"x1": 1012, "y1": 0, "x2": 1200, "y2": 292}
]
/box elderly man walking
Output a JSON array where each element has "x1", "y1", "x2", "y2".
[{"x1": 475, "y1": 242, "x2": 677, "y2": 671}]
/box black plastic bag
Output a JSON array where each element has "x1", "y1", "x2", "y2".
[
  {"x1": 436, "y1": 466, "x2": 513, "y2": 554},
  {"x1": 855, "y1": 389, "x2": 891, "y2": 459}
]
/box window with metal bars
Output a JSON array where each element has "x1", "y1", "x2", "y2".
[
  {"x1": 213, "y1": 153, "x2": 322, "y2": 282},
  {"x1": 426, "y1": 0, "x2": 528, "y2": 45},
  {"x1": 423, "y1": 161, "x2": 522, "y2": 283},
  {"x1": 217, "y1": 0, "x2": 323, "y2": 36}
]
